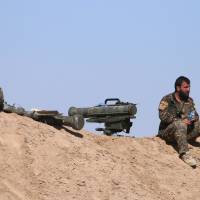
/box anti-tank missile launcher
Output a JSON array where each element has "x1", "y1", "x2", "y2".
[{"x1": 68, "y1": 98, "x2": 137, "y2": 135}]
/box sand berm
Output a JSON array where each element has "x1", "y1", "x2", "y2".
[{"x1": 0, "y1": 112, "x2": 200, "y2": 200}]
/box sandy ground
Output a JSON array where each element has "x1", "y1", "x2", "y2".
[{"x1": 0, "y1": 112, "x2": 200, "y2": 200}]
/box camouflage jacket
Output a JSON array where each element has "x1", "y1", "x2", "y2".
[{"x1": 158, "y1": 92, "x2": 199, "y2": 132}]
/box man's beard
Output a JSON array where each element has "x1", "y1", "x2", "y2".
[{"x1": 179, "y1": 90, "x2": 189, "y2": 101}]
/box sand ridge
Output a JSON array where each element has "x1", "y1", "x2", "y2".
[{"x1": 0, "y1": 112, "x2": 200, "y2": 200}]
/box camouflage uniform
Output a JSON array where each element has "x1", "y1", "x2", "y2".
[{"x1": 158, "y1": 92, "x2": 200, "y2": 154}]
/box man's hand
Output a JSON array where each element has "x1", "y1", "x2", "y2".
[{"x1": 182, "y1": 118, "x2": 193, "y2": 125}]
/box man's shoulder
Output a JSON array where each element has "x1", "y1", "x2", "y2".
[
  {"x1": 160, "y1": 93, "x2": 174, "y2": 102},
  {"x1": 158, "y1": 93, "x2": 173, "y2": 111},
  {"x1": 188, "y1": 97, "x2": 194, "y2": 103}
]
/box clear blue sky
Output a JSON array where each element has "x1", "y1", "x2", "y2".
[{"x1": 0, "y1": 0, "x2": 200, "y2": 136}]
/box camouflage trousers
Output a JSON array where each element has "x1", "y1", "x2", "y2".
[{"x1": 159, "y1": 120, "x2": 200, "y2": 155}]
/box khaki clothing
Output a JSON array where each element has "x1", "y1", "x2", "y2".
[
  {"x1": 159, "y1": 120, "x2": 200, "y2": 154},
  {"x1": 158, "y1": 93, "x2": 199, "y2": 132},
  {"x1": 158, "y1": 92, "x2": 200, "y2": 154}
]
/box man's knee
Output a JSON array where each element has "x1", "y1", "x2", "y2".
[
  {"x1": 173, "y1": 120, "x2": 187, "y2": 132},
  {"x1": 160, "y1": 120, "x2": 186, "y2": 142},
  {"x1": 171, "y1": 120, "x2": 188, "y2": 142}
]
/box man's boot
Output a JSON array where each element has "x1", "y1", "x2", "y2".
[{"x1": 180, "y1": 151, "x2": 197, "y2": 167}]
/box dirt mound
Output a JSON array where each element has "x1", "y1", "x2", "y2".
[{"x1": 0, "y1": 112, "x2": 200, "y2": 200}]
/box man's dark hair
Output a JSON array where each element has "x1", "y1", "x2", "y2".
[{"x1": 174, "y1": 76, "x2": 190, "y2": 91}]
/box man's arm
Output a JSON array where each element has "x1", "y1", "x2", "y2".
[{"x1": 158, "y1": 97, "x2": 176, "y2": 124}]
